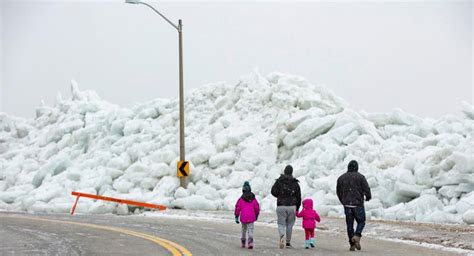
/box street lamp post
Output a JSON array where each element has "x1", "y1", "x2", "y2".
[{"x1": 126, "y1": 0, "x2": 186, "y2": 188}]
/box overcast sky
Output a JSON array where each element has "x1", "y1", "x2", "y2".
[{"x1": 0, "y1": 0, "x2": 472, "y2": 118}]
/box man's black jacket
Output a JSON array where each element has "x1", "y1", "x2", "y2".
[{"x1": 336, "y1": 167, "x2": 372, "y2": 207}]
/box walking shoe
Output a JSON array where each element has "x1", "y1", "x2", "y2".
[
  {"x1": 310, "y1": 238, "x2": 315, "y2": 248},
  {"x1": 352, "y1": 235, "x2": 361, "y2": 250},
  {"x1": 279, "y1": 235, "x2": 285, "y2": 249},
  {"x1": 241, "y1": 238, "x2": 246, "y2": 248},
  {"x1": 248, "y1": 238, "x2": 253, "y2": 249},
  {"x1": 349, "y1": 244, "x2": 356, "y2": 251},
  {"x1": 304, "y1": 240, "x2": 310, "y2": 249},
  {"x1": 286, "y1": 242, "x2": 293, "y2": 248}
]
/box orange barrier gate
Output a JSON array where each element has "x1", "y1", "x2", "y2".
[{"x1": 70, "y1": 191, "x2": 167, "y2": 215}]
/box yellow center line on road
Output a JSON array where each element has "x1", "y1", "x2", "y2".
[{"x1": 2, "y1": 215, "x2": 192, "y2": 256}]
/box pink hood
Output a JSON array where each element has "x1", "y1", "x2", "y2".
[{"x1": 303, "y1": 198, "x2": 313, "y2": 209}]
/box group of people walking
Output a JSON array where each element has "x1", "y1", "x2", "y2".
[{"x1": 234, "y1": 160, "x2": 372, "y2": 251}]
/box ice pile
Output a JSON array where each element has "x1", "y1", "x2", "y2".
[{"x1": 0, "y1": 71, "x2": 473, "y2": 224}]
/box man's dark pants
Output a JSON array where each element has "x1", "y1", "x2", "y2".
[{"x1": 344, "y1": 206, "x2": 366, "y2": 245}]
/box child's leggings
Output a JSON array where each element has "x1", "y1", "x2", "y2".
[
  {"x1": 304, "y1": 228, "x2": 315, "y2": 240},
  {"x1": 241, "y1": 223, "x2": 254, "y2": 240}
]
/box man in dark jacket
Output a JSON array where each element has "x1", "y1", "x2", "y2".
[
  {"x1": 336, "y1": 160, "x2": 371, "y2": 251},
  {"x1": 271, "y1": 165, "x2": 301, "y2": 249}
]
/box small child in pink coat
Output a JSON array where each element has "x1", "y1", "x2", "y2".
[
  {"x1": 235, "y1": 181, "x2": 260, "y2": 249},
  {"x1": 296, "y1": 198, "x2": 321, "y2": 249}
]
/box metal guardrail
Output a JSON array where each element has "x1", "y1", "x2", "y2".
[{"x1": 70, "y1": 191, "x2": 167, "y2": 215}]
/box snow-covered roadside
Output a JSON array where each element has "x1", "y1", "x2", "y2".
[
  {"x1": 0, "y1": 71, "x2": 473, "y2": 224},
  {"x1": 142, "y1": 209, "x2": 474, "y2": 255}
]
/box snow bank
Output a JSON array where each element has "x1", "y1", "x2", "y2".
[{"x1": 0, "y1": 71, "x2": 473, "y2": 224}]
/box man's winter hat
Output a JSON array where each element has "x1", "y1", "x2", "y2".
[
  {"x1": 284, "y1": 165, "x2": 293, "y2": 175},
  {"x1": 348, "y1": 160, "x2": 358, "y2": 172},
  {"x1": 242, "y1": 181, "x2": 251, "y2": 192}
]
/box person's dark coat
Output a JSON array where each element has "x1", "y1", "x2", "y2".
[
  {"x1": 336, "y1": 160, "x2": 372, "y2": 207},
  {"x1": 271, "y1": 165, "x2": 302, "y2": 211}
]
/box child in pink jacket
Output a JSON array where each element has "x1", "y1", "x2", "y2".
[
  {"x1": 235, "y1": 181, "x2": 260, "y2": 249},
  {"x1": 296, "y1": 198, "x2": 321, "y2": 249}
]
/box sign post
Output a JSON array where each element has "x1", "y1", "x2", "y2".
[{"x1": 125, "y1": 0, "x2": 187, "y2": 188}]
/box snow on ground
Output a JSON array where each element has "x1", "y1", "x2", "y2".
[{"x1": 0, "y1": 71, "x2": 473, "y2": 224}]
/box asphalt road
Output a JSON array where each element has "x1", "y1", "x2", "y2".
[{"x1": 0, "y1": 212, "x2": 464, "y2": 256}]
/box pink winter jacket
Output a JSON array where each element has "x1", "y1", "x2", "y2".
[
  {"x1": 235, "y1": 197, "x2": 260, "y2": 224},
  {"x1": 296, "y1": 198, "x2": 321, "y2": 229}
]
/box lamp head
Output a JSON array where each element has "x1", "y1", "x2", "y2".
[{"x1": 125, "y1": 0, "x2": 140, "y2": 4}]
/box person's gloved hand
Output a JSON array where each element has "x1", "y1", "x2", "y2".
[{"x1": 235, "y1": 216, "x2": 240, "y2": 224}]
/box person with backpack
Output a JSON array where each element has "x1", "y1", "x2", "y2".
[
  {"x1": 235, "y1": 181, "x2": 260, "y2": 249},
  {"x1": 271, "y1": 165, "x2": 301, "y2": 249},
  {"x1": 336, "y1": 160, "x2": 372, "y2": 251}
]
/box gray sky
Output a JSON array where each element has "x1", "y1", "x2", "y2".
[{"x1": 0, "y1": 0, "x2": 472, "y2": 118}]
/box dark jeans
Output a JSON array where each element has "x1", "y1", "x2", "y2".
[{"x1": 344, "y1": 206, "x2": 366, "y2": 245}]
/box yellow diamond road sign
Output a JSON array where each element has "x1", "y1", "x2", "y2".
[{"x1": 177, "y1": 161, "x2": 190, "y2": 177}]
